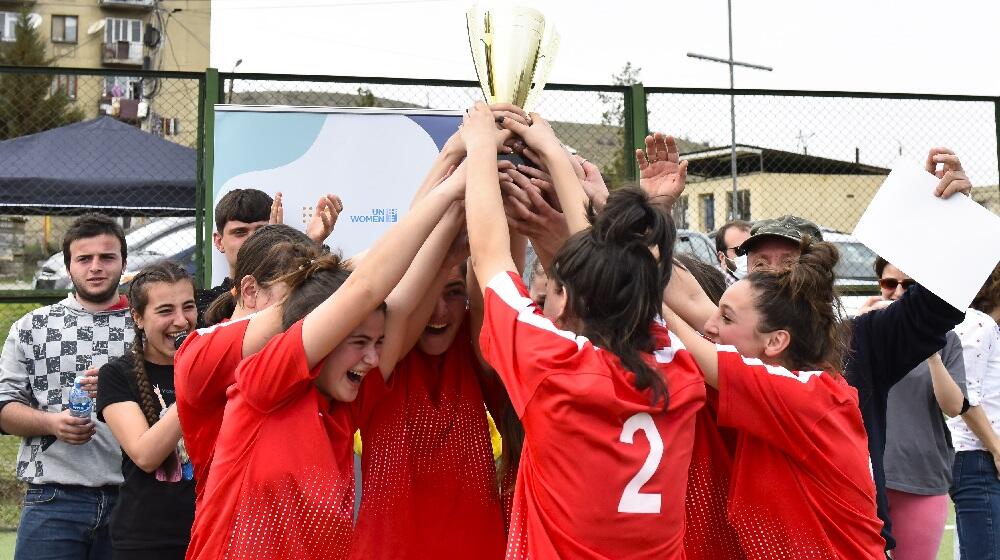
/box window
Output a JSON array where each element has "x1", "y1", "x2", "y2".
[
  {"x1": 725, "y1": 189, "x2": 751, "y2": 221},
  {"x1": 672, "y1": 195, "x2": 689, "y2": 230},
  {"x1": 104, "y1": 75, "x2": 140, "y2": 98},
  {"x1": 104, "y1": 17, "x2": 142, "y2": 44},
  {"x1": 1, "y1": 12, "x2": 19, "y2": 42},
  {"x1": 51, "y1": 15, "x2": 77, "y2": 43},
  {"x1": 51, "y1": 75, "x2": 78, "y2": 100},
  {"x1": 700, "y1": 193, "x2": 715, "y2": 232}
]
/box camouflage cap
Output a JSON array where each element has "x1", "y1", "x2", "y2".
[{"x1": 735, "y1": 215, "x2": 823, "y2": 256}]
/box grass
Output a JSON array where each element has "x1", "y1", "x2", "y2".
[{"x1": 938, "y1": 504, "x2": 956, "y2": 559}]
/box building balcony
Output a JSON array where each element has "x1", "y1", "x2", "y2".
[
  {"x1": 99, "y1": 0, "x2": 154, "y2": 10},
  {"x1": 102, "y1": 41, "x2": 144, "y2": 66}
]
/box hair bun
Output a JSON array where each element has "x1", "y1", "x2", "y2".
[{"x1": 591, "y1": 187, "x2": 663, "y2": 247}]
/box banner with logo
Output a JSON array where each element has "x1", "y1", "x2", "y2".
[{"x1": 209, "y1": 105, "x2": 462, "y2": 285}]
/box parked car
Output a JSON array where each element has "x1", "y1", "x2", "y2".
[
  {"x1": 33, "y1": 217, "x2": 195, "y2": 289},
  {"x1": 820, "y1": 227, "x2": 880, "y2": 316},
  {"x1": 118, "y1": 225, "x2": 198, "y2": 285},
  {"x1": 675, "y1": 229, "x2": 719, "y2": 269}
]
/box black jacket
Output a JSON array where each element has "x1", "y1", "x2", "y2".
[{"x1": 846, "y1": 283, "x2": 965, "y2": 551}]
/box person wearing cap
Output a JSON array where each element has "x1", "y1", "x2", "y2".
[{"x1": 665, "y1": 147, "x2": 972, "y2": 556}]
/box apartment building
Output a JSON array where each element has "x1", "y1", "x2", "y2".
[{"x1": 0, "y1": 0, "x2": 210, "y2": 147}]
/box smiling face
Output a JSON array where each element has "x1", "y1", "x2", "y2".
[
  {"x1": 417, "y1": 267, "x2": 468, "y2": 356},
  {"x1": 704, "y1": 280, "x2": 771, "y2": 359},
  {"x1": 879, "y1": 263, "x2": 911, "y2": 302},
  {"x1": 133, "y1": 280, "x2": 197, "y2": 365},
  {"x1": 67, "y1": 234, "x2": 125, "y2": 307},
  {"x1": 315, "y1": 310, "x2": 385, "y2": 402}
]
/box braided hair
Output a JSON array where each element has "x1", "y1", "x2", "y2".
[{"x1": 127, "y1": 260, "x2": 193, "y2": 426}]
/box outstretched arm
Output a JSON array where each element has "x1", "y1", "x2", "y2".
[
  {"x1": 663, "y1": 306, "x2": 720, "y2": 388},
  {"x1": 465, "y1": 102, "x2": 516, "y2": 292},
  {"x1": 300, "y1": 167, "x2": 465, "y2": 367}
]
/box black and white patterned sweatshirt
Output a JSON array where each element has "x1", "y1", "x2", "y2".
[{"x1": 0, "y1": 295, "x2": 132, "y2": 486}]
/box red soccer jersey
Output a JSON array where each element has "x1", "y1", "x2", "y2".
[
  {"x1": 480, "y1": 271, "x2": 705, "y2": 560},
  {"x1": 350, "y1": 318, "x2": 507, "y2": 559},
  {"x1": 185, "y1": 320, "x2": 362, "y2": 560},
  {"x1": 716, "y1": 346, "x2": 886, "y2": 559},
  {"x1": 174, "y1": 315, "x2": 251, "y2": 503},
  {"x1": 685, "y1": 388, "x2": 745, "y2": 560}
]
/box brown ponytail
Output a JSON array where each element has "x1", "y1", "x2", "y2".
[
  {"x1": 551, "y1": 186, "x2": 675, "y2": 407},
  {"x1": 127, "y1": 260, "x2": 193, "y2": 425},
  {"x1": 276, "y1": 252, "x2": 353, "y2": 330},
  {"x1": 204, "y1": 224, "x2": 318, "y2": 326},
  {"x1": 747, "y1": 238, "x2": 849, "y2": 372}
]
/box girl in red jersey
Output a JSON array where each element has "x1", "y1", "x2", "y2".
[
  {"x1": 174, "y1": 224, "x2": 315, "y2": 503},
  {"x1": 666, "y1": 240, "x2": 887, "y2": 559},
  {"x1": 185, "y1": 169, "x2": 467, "y2": 560},
  {"x1": 464, "y1": 102, "x2": 705, "y2": 560}
]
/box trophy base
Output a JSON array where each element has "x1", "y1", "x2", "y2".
[{"x1": 498, "y1": 152, "x2": 526, "y2": 167}]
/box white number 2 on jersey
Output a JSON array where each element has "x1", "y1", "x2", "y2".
[{"x1": 617, "y1": 412, "x2": 664, "y2": 514}]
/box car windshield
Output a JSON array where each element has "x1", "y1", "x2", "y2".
[
  {"x1": 138, "y1": 226, "x2": 196, "y2": 257},
  {"x1": 832, "y1": 241, "x2": 877, "y2": 281},
  {"x1": 675, "y1": 232, "x2": 717, "y2": 267}
]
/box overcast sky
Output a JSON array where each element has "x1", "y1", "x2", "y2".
[{"x1": 209, "y1": 0, "x2": 1000, "y2": 183}]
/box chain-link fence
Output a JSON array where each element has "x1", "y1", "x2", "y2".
[
  {"x1": 0, "y1": 65, "x2": 204, "y2": 528},
  {"x1": 0, "y1": 66, "x2": 998, "y2": 530}
]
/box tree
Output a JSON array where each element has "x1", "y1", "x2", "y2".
[
  {"x1": 356, "y1": 87, "x2": 377, "y2": 107},
  {"x1": 597, "y1": 62, "x2": 641, "y2": 185},
  {"x1": 0, "y1": 9, "x2": 84, "y2": 140}
]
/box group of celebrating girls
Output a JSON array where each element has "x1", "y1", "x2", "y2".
[{"x1": 92, "y1": 100, "x2": 1000, "y2": 560}]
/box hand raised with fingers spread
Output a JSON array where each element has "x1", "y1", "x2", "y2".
[
  {"x1": 306, "y1": 194, "x2": 343, "y2": 243},
  {"x1": 269, "y1": 192, "x2": 284, "y2": 224},
  {"x1": 636, "y1": 132, "x2": 689, "y2": 205},
  {"x1": 925, "y1": 147, "x2": 972, "y2": 198}
]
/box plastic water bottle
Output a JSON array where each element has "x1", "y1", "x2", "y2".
[{"x1": 68, "y1": 376, "x2": 93, "y2": 419}]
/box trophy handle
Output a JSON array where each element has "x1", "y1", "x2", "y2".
[
  {"x1": 467, "y1": 7, "x2": 494, "y2": 103},
  {"x1": 522, "y1": 27, "x2": 560, "y2": 113}
]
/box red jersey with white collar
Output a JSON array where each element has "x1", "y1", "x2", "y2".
[
  {"x1": 185, "y1": 320, "x2": 366, "y2": 560},
  {"x1": 174, "y1": 315, "x2": 251, "y2": 503},
  {"x1": 480, "y1": 271, "x2": 705, "y2": 560},
  {"x1": 716, "y1": 346, "x2": 885, "y2": 559},
  {"x1": 350, "y1": 318, "x2": 506, "y2": 559}
]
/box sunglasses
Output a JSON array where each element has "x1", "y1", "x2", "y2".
[{"x1": 879, "y1": 278, "x2": 916, "y2": 291}]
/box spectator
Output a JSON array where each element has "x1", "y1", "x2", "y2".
[
  {"x1": 0, "y1": 214, "x2": 133, "y2": 560},
  {"x1": 948, "y1": 263, "x2": 1000, "y2": 560},
  {"x1": 873, "y1": 258, "x2": 968, "y2": 560},
  {"x1": 96, "y1": 261, "x2": 197, "y2": 560},
  {"x1": 714, "y1": 220, "x2": 751, "y2": 285},
  {"x1": 196, "y1": 189, "x2": 342, "y2": 324}
]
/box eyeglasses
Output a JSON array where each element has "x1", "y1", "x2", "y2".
[{"x1": 879, "y1": 278, "x2": 916, "y2": 291}]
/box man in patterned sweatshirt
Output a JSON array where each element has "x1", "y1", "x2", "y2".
[{"x1": 0, "y1": 214, "x2": 133, "y2": 560}]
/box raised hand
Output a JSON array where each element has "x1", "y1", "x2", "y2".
[
  {"x1": 573, "y1": 155, "x2": 609, "y2": 211},
  {"x1": 925, "y1": 147, "x2": 972, "y2": 198},
  {"x1": 306, "y1": 194, "x2": 343, "y2": 244},
  {"x1": 499, "y1": 112, "x2": 563, "y2": 157},
  {"x1": 269, "y1": 192, "x2": 284, "y2": 224},
  {"x1": 636, "y1": 132, "x2": 689, "y2": 205},
  {"x1": 461, "y1": 102, "x2": 504, "y2": 154}
]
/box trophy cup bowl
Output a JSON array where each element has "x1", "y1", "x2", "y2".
[{"x1": 467, "y1": 4, "x2": 560, "y2": 166}]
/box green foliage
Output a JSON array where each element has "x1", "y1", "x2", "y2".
[
  {"x1": 356, "y1": 87, "x2": 377, "y2": 107},
  {"x1": 598, "y1": 62, "x2": 641, "y2": 186},
  {"x1": 0, "y1": 10, "x2": 84, "y2": 140}
]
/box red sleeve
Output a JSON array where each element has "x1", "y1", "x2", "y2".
[
  {"x1": 716, "y1": 346, "x2": 850, "y2": 460},
  {"x1": 480, "y1": 271, "x2": 595, "y2": 417},
  {"x1": 235, "y1": 320, "x2": 317, "y2": 413},
  {"x1": 174, "y1": 327, "x2": 237, "y2": 409}
]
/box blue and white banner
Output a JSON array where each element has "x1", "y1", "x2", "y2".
[{"x1": 211, "y1": 105, "x2": 462, "y2": 285}]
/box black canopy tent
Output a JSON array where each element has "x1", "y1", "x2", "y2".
[{"x1": 0, "y1": 116, "x2": 196, "y2": 216}]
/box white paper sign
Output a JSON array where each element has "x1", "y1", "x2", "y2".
[{"x1": 853, "y1": 161, "x2": 1000, "y2": 311}]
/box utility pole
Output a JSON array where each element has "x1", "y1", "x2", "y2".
[{"x1": 688, "y1": 0, "x2": 772, "y2": 221}]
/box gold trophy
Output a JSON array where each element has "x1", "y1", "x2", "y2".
[{"x1": 466, "y1": 4, "x2": 560, "y2": 113}]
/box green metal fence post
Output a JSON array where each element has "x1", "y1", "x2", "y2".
[
  {"x1": 995, "y1": 99, "x2": 1000, "y2": 202},
  {"x1": 623, "y1": 83, "x2": 648, "y2": 181},
  {"x1": 201, "y1": 68, "x2": 220, "y2": 289}
]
